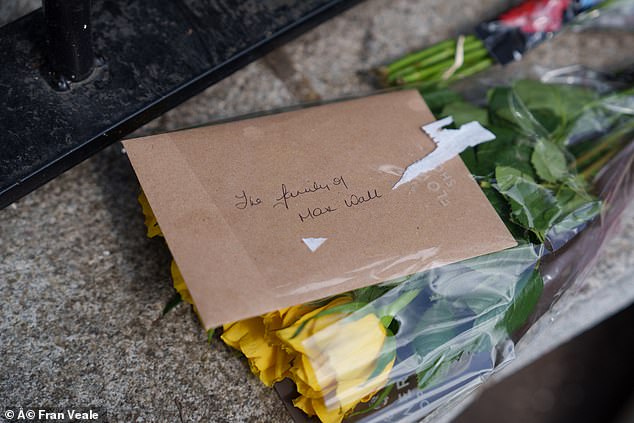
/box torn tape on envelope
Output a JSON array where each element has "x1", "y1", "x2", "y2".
[{"x1": 393, "y1": 116, "x2": 496, "y2": 189}]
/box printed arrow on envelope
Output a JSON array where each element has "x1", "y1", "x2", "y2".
[{"x1": 302, "y1": 237, "x2": 328, "y2": 252}]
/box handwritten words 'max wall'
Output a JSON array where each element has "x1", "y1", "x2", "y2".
[{"x1": 234, "y1": 175, "x2": 382, "y2": 223}]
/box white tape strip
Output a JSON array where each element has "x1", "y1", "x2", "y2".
[
  {"x1": 442, "y1": 35, "x2": 465, "y2": 81},
  {"x1": 393, "y1": 116, "x2": 495, "y2": 189}
]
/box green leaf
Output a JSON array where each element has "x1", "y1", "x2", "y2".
[
  {"x1": 494, "y1": 166, "x2": 562, "y2": 241},
  {"x1": 409, "y1": 246, "x2": 540, "y2": 391},
  {"x1": 482, "y1": 185, "x2": 508, "y2": 217},
  {"x1": 441, "y1": 101, "x2": 489, "y2": 127},
  {"x1": 417, "y1": 354, "x2": 453, "y2": 390},
  {"x1": 513, "y1": 80, "x2": 596, "y2": 121},
  {"x1": 546, "y1": 178, "x2": 601, "y2": 243},
  {"x1": 474, "y1": 127, "x2": 534, "y2": 178},
  {"x1": 459, "y1": 146, "x2": 478, "y2": 173},
  {"x1": 421, "y1": 88, "x2": 463, "y2": 115},
  {"x1": 513, "y1": 80, "x2": 596, "y2": 134},
  {"x1": 499, "y1": 269, "x2": 543, "y2": 335},
  {"x1": 416, "y1": 333, "x2": 493, "y2": 391},
  {"x1": 487, "y1": 86, "x2": 514, "y2": 128},
  {"x1": 487, "y1": 85, "x2": 549, "y2": 139},
  {"x1": 549, "y1": 200, "x2": 601, "y2": 242},
  {"x1": 495, "y1": 166, "x2": 535, "y2": 189},
  {"x1": 289, "y1": 301, "x2": 367, "y2": 339},
  {"x1": 354, "y1": 285, "x2": 393, "y2": 303},
  {"x1": 411, "y1": 300, "x2": 458, "y2": 359},
  {"x1": 555, "y1": 178, "x2": 595, "y2": 215},
  {"x1": 543, "y1": 177, "x2": 601, "y2": 246},
  {"x1": 481, "y1": 186, "x2": 528, "y2": 241},
  {"x1": 350, "y1": 384, "x2": 394, "y2": 417},
  {"x1": 162, "y1": 293, "x2": 183, "y2": 316},
  {"x1": 489, "y1": 81, "x2": 597, "y2": 142},
  {"x1": 531, "y1": 139, "x2": 568, "y2": 182}
]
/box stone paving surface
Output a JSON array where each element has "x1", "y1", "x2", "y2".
[{"x1": 1, "y1": 1, "x2": 633, "y2": 421}]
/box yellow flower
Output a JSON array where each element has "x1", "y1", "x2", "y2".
[
  {"x1": 221, "y1": 304, "x2": 317, "y2": 387},
  {"x1": 276, "y1": 298, "x2": 395, "y2": 423},
  {"x1": 138, "y1": 192, "x2": 194, "y2": 307},
  {"x1": 170, "y1": 260, "x2": 193, "y2": 305},
  {"x1": 138, "y1": 192, "x2": 163, "y2": 238}
]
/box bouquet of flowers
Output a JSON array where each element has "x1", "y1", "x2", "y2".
[
  {"x1": 376, "y1": 0, "x2": 633, "y2": 90},
  {"x1": 138, "y1": 67, "x2": 634, "y2": 422}
]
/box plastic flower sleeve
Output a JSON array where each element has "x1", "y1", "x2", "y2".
[
  {"x1": 134, "y1": 66, "x2": 634, "y2": 423},
  {"x1": 270, "y1": 75, "x2": 633, "y2": 422},
  {"x1": 474, "y1": 0, "x2": 621, "y2": 65},
  {"x1": 376, "y1": 0, "x2": 632, "y2": 89},
  {"x1": 279, "y1": 244, "x2": 542, "y2": 423},
  {"x1": 273, "y1": 161, "x2": 633, "y2": 423},
  {"x1": 530, "y1": 140, "x2": 634, "y2": 327},
  {"x1": 568, "y1": 0, "x2": 634, "y2": 32}
]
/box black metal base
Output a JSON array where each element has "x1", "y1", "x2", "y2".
[{"x1": 0, "y1": 0, "x2": 363, "y2": 209}]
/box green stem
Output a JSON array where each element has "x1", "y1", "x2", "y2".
[
  {"x1": 581, "y1": 146, "x2": 620, "y2": 181},
  {"x1": 399, "y1": 61, "x2": 453, "y2": 84},
  {"x1": 389, "y1": 49, "x2": 455, "y2": 83},
  {"x1": 447, "y1": 57, "x2": 494, "y2": 80},
  {"x1": 386, "y1": 39, "x2": 456, "y2": 74},
  {"x1": 400, "y1": 55, "x2": 493, "y2": 86},
  {"x1": 574, "y1": 120, "x2": 634, "y2": 171},
  {"x1": 388, "y1": 40, "x2": 487, "y2": 82},
  {"x1": 385, "y1": 34, "x2": 481, "y2": 75},
  {"x1": 378, "y1": 288, "x2": 421, "y2": 319},
  {"x1": 391, "y1": 46, "x2": 489, "y2": 84}
]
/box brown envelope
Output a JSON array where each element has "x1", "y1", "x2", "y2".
[{"x1": 124, "y1": 90, "x2": 516, "y2": 329}]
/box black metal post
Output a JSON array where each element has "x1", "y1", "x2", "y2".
[
  {"x1": 0, "y1": 0, "x2": 364, "y2": 209},
  {"x1": 43, "y1": 0, "x2": 94, "y2": 88}
]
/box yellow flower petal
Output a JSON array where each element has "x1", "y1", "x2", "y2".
[
  {"x1": 240, "y1": 329, "x2": 278, "y2": 371},
  {"x1": 308, "y1": 356, "x2": 394, "y2": 423},
  {"x1": 292, "y1": 395, "x2": 316, "y2": 417},
  {"x1": 275, "y1": 296, "x2": 352, "y2": 355},
  {"x1": 281, "y1": 304, "x2": 319, "y2": 327},
  {"x1": 285, "y1": 310, "x2": 395, "y2": 421},
  {"x1": 170, "y1": 260, "x2": 193, "y2": 304},
  {"x1": 333, "y1": 356, "x2": 394, "y2": 412},
  {"x1": 312, "y1": 397, "x2": 347, "y2": 423},
  {"x1": 258, "y1": 350, "x2": 293, "y2": 386},
  {"x1": 290, "y1": 354, "x2": 336, "y2": 398},
  {"x1": 220, "y1": 294, "x2": 395, "y2": 421},
  {"x1": 263, "y1": 310, "x2": 283, "y2": 332},
  {"x1": 309, "y1": 314, "x2": 387, "y2": 389},
  {"x1": 221, "y1": 318, "x2": 257, "y2": 350},
  {"x1": 138, "y1": 191, "x2": 163, "y2": 238},
  {"x1": 222, "y1": 317, "x2": 294, "y2": 387}
]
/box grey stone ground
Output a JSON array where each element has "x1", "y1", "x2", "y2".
[{"x1": 1, "y1": 1, "x2": 633, "y2": 422}]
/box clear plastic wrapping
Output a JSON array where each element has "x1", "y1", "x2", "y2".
[
  {"x1": 475, "y1": 0, "x2": 631, "y2": 65},
  {"x1": 135, "y1": 66, "x2": 634, "y2": 423},
  {"x1": 378, "y1": 0, "x2": 633, "y2": 90}
]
